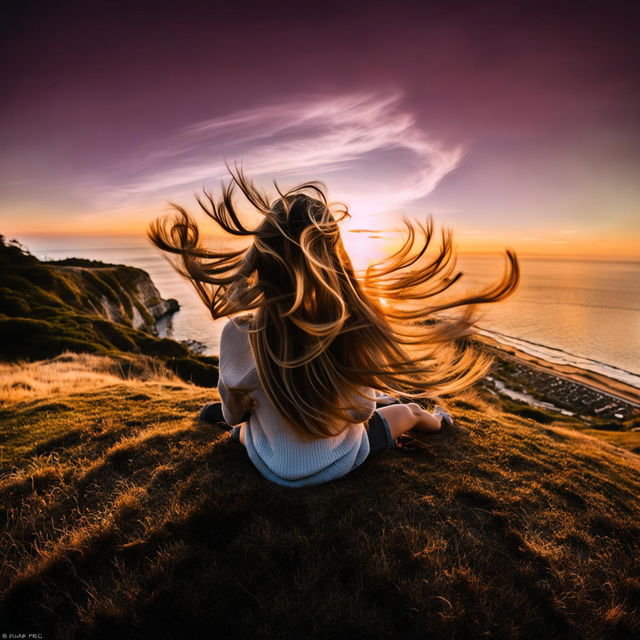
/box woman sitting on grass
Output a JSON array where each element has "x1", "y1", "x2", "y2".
[{"x1": 148, "y1": 167, "x2": 519, "y2": 487}]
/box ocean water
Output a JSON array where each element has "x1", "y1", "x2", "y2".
[
  {"x1": 456, "y1": 256, "x2": 640, "y2": 388},
  {"x1": 18, "y1": 235, "x2": 640, "y2": 389}
]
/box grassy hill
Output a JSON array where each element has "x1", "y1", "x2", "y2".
[
  {"x1": 0, "y1": 235, "x2": 218, "y2": 387},
  {"x1": 1, "y1": 354, "x2": 639, "y2": 639}
]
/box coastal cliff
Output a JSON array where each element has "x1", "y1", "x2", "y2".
[
  {"x1": 0, "y1": 236, "x2": 217, "y2": 387},
  {"x1": 52, "y1": 261, "x2": 179, "y2": 334}
]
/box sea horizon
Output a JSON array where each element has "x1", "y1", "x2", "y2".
[
  {"x1": 8, "y1": 232, "x2": 640, "y2": 263},
  {"x1": 12, "y1": 233, "x2": 640, "y2": 390}
]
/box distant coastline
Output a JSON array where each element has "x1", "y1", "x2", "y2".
[
  {"x1": 8, "y1": 234, "x2": 640, "y2": 395},
  {"x1": 476, "y1": 328, "x2": 640, "y2": 391},
  {"x1": 475, "y1": 334, "x2": 639, "y2": 420}
]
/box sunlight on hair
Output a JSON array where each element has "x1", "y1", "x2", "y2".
[{"x1": 147, "y1": 164, "x2": 520, "y2": 439}]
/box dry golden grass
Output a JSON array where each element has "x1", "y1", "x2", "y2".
[
  {"x1": 0, "y1": 351, "x2": 184, "y2": 405},
  {"x1": 0, "y1": 372, "x2": 639, "y2": 639}
]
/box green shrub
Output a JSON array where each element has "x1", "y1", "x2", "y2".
[
  {"x1": 0, "y1": 317, "x2": 56, "y2": 341},
  {"x1": 92, "y1": 319, "x2": 138, "y2": 352},
  {"x1": 45, "y1": 257, "x2": 116, "y2": 267},
  {"x1": 0, "y1": 318, "x2": 106, "y2": 360},
  {"x1": 19, "y1": 265, "x2": 55, "y2": 289},
  {"x1": 0, "y1": 235, "x2": 39, "y2": 266},
  {"x1": 0, "y1": 294, "x2": 30, "y2": 316},
  {"x1": 137, "y1": 336, "x2": 190, "y2": 358},
  {"x1": 80, "y1": 270, "x2": 120, "y2": 306},
  {"x1": 26, "y1": 336, "x2": 106, "y2": 359},
  {"x1": 168, "y1": 357, "x2": 219, "y2": 387},
  {"x1": 53, "y1": 275, "x2": 84, "y2": 308}
]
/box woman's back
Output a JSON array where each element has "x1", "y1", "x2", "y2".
[{"x1": 218, "y1": 316, "x2": 374, "y2": 487}]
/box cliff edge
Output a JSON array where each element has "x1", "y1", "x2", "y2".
[
  {"x1": 0, "y1": 236, "x2": 217, "y2": 387},
  {"x1": 52, "y1": 262, "x2": 179, "y2": 334}
]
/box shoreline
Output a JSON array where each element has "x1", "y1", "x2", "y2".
[{"x1": 474, "y1": 334, "x2": 640, "y2": 407}]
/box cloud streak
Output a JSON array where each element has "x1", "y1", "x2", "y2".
[{"x1": 96, "y1": 90, "x2": 464, "y2": 222}]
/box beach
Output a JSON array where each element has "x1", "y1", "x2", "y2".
[{"x1": 476, "y1": 335, "x2": 639, "y2": 416}]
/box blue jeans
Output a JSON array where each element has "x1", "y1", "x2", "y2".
[{"x1": 364, "y1": 409, "x2": 398, "y2": 458}]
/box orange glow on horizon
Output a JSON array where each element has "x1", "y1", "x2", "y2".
[
  {"x1": 4, "y1": 203, "x2": 638, "y2": 262},
  {"x1": 7, "y1": 226, "x2": 639, "y2": 262}
]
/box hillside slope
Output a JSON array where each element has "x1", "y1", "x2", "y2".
[
  {"x1": 1, "y1": 362, "x2": 638, "y2": 640},
  {"x1": 0, "y1": 235, "x2": 218, "y2": 387}
]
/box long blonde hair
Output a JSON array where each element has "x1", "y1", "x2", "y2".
[{"x1": 147, "y1": 166, "x2": 519, "y2": 439}]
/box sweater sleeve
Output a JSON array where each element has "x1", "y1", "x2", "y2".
[
  {"x1": 218, "y1": 316, "x2": 257, "y2": 425},
  {"x1": 218, "y1": 372, "x2": 250, "y2": 425}
]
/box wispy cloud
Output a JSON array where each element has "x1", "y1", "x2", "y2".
[{"x1": 92, "y1": 90, "x2": 464, "y2": 222}]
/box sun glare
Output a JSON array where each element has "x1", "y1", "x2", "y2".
[{"x1": 340, "y1": 216, "x2": 390, "y2": 271}]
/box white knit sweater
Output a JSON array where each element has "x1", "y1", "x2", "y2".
[{"x1": 217, "y1": 316, "x2": 374, "y2": 487}]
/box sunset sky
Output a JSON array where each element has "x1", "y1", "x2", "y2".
[{"x1": 1, "y1": 0, "x2": 638, "y2": 258}]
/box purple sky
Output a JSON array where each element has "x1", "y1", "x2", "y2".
[{"x1": 1, "y1": 0, "x2": 638, "y2": 256}]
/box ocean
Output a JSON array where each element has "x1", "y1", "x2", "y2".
[{"x1": 17, "y1": 235, "x2": 640, "y2": 389}]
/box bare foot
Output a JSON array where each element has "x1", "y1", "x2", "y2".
[
  {"x1": 406, "y1": 403, "x2": 443, "y2": 433},
  {"x1": 433, "y1": 405, "x2": 453, "y2": 428}
]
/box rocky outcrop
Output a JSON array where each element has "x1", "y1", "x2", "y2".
[
  {"x1": 0, "y1": 236, "x2": 218, "y2": 386},
  {"x1": 57, "y1": 265, "x2": 180, "y2": 334}
]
